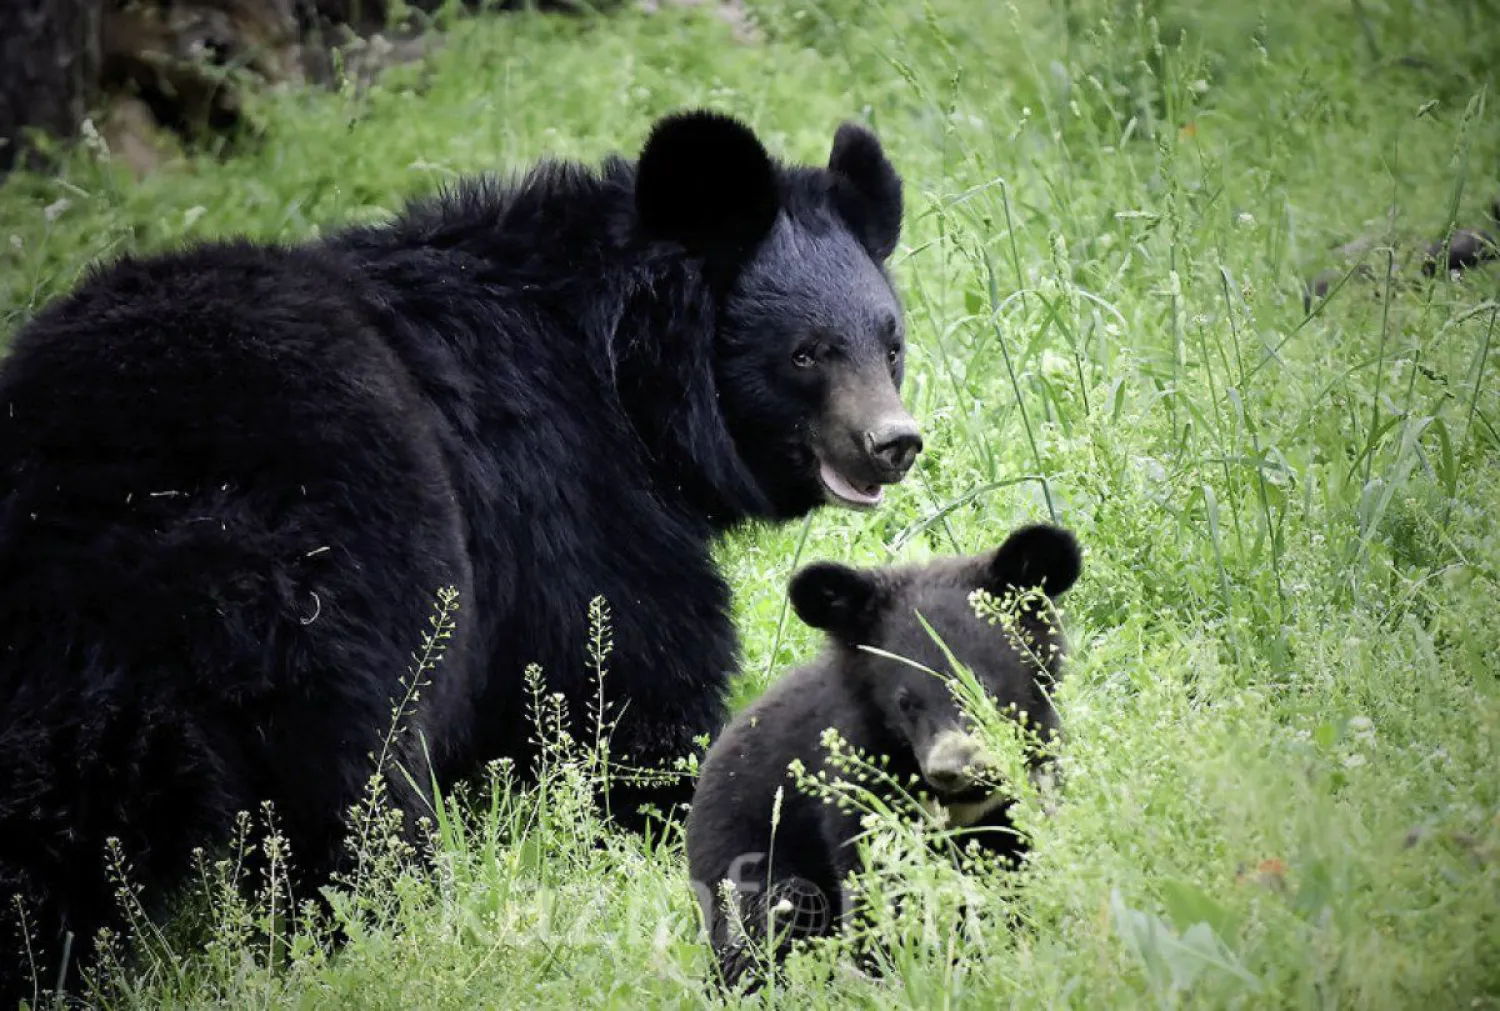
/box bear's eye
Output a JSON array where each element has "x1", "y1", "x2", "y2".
[
  {"x1": 886, "y1": 345, "x2": 901, "y2": 366},
  {"x1": 791, "y1": 346, "x2": 817, "y2": 368},
  {"x1": 895, "y1": 689, "x2": 915, "y2": 714}
]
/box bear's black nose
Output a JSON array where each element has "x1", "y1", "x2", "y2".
[{"x1": 866, "y1": 422, "x2": 923, "y2": 477}]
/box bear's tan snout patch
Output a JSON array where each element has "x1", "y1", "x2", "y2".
[{"x1": 919, "y1": 729, "x2": 995, "y2": 796}]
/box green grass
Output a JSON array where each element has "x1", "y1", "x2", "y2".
[{"x1": 3, "y1": 0, "x2": 1500, "y2": 1006}]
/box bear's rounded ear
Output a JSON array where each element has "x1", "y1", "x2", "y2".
[
  {"x1": 635, "y1": 110, "x2": 781, "y2": 261},
  {"x1": 828, "y1": 121, "x2": 903, "y2": 262},
  {"x1": 982, "y1": 524, "x2": 1082, "y2": 598},
  {"x1": 789, "y1": 561, "x2": 884, "y2": 640}
]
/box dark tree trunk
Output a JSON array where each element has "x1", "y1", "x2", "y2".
[{"x1": 0, "y1": 0, "x2": 104, "y2": 173}]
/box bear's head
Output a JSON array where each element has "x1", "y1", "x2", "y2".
[
  {"x1": 787, "y1": 524, "x2": 1082, "y2": 820},
  {"x1": 635, "y1": 110, "x2": 921, "y2": 517}
]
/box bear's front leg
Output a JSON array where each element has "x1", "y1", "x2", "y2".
[
  {"x1": 700, "y1": 848, "x2": 841, "y2": 993},
  {"x1": 596, "y1": 700, "x2": 723, "y2": 835}
]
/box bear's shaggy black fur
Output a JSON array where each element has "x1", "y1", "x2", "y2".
[
  {"x1": 685, "y1": 524, "x2": 1082, "y2": 988},
  {"x1": 0, "y1": 110, "x2": 922, "y2": 1001}
]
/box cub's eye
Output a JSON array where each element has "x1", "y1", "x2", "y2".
[
  {"x1": 791, "y1": 347, "x2": 816, "y2": 368},
  {"x1": 895, "y1": 689, "x2": 915, "y2": 713},
  {"x1": 886, "y1": 345, "x2": 901, "y2": 366}
]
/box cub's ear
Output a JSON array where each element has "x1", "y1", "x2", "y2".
[
  {"x1": 982, "y1": 524, "x2": 1082, "y2": 598},
  {"x1": 635, "y1": 110, "x2": 781, "y2": 260},
  {"x1": 789, "y1": 561, "x2": 885, "y2": 641},
  {"x1": 828, "y1": 121, "x2": 902, "y2": 261}
]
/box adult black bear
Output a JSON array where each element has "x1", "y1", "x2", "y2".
[
  {"x1": 686, "y1": 524, "x2": 1081, "y2": 989},
  {"x1": 0, "y1": 110, "x2": 920, "y2": 1002}
]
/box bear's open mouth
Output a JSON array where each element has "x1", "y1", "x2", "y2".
[
  {"x1": 932, "y1": 790, "x2": 1008, "y2": 828},
  {"x1": 818, "y1": 459, "x2": 884, "y2": 509},
  {"x1": 928, "y1": 781, "x2": 995, "y2": 805}
]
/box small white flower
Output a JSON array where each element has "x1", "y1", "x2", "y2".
[
  {"x1": 1348, "y1": 716, "x2": 1373, "y2": 732},
  {"x1": 1190, "y1": 79, "x2": 1210, "y2": 94},
  {"x1": 772, "y1": 898, "x2": 793, "y2": 916},
  {"x1": 1342, "y1": 753, "x2": 1368, "y2": 769},
  {"x1": 1237, "y1": 212, "x2": 1256, "y2": 227},
  {"x1": 78, "y1": 117, "x2": 109, "y2": 160},
  {"x1": 8, "y1": 234, "x2": 21, "y2": 251}
]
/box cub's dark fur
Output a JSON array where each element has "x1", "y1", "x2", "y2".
[{"x1": 686, "y1": 524, "x2": 1081, "y2": 987}]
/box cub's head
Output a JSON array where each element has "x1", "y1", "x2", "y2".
[
  {"x1": 787, "y1": 524, "x2": 1082, "y2": 815},
  {"x1": 634, "y1": 110, "x2": 919, "y2": 517}
]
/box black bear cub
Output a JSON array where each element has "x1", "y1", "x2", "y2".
[{"x1": 685, "y1": 523, "x2": 1082, "y2": 987}]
